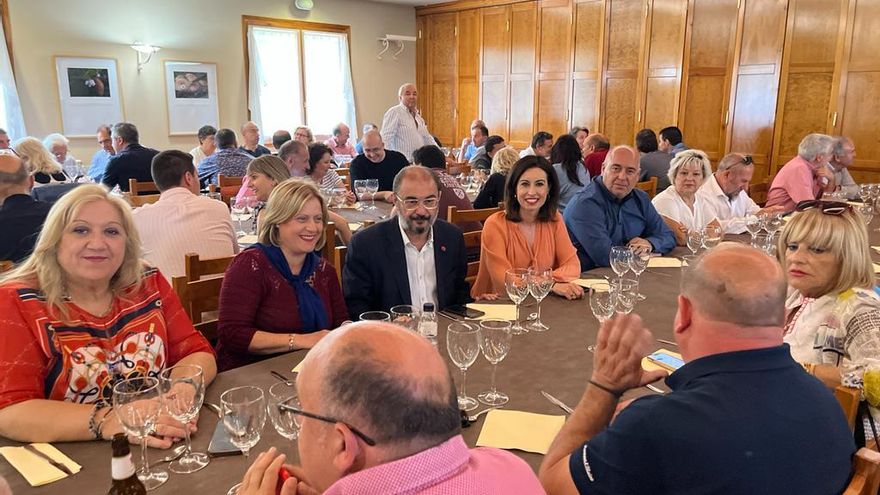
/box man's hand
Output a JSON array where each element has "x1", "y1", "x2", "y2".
[
  {"x1": 591, "y1": 314, "x2": 667, "y2": 392},
  {"x1": 626, "y1": 237, "x2": 653, "y2": 255},
  {"x1": 815, "y1": 166, "x2": 836, "y2": 192},
  {"x1": 238, "y1": 448, "x2": 297, "y2": 495}
]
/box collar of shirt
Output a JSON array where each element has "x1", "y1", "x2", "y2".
[
  {"x1": 157, "y1": 187, "x2": 196, "y2": 202},
  {"x1": 323, "y1": 435, "x2": 471, "y2": 495},
  {"x1": 0, "y1": 193, "x2": 36, "y2": 211},
  {"x1": 705, "y1": 174, "x2": 740, "y2": 203},
  {"x1": 667, "y1": 345, "x2": 795, "y2": 391},
  {"x1": 398, "y1": 215, "x2": 434, "y2": 250}
]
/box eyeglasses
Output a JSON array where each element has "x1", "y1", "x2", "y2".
[
  {"x1": 795, "y1": 199, "x2": 851, "y2": 216},
  {"x1": 396, "y1": 195, "x2": 440, "y2": 211},
  {"x1": 277, "y1": 403, "x2": 377, "y2": 446},
  {"x1": 741, "y1": 155, "x2": 753, "y2": 165}
]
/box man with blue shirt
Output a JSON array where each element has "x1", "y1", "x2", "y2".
[
  {"x1": 88, "y1": 124, "x2": 115, "y2": 182},
  {"x1": 564, "y1": 145, "x2": 675, "y2": 270},
  {"x1": 197, "y1": 128, "x2": 253, "y2": 186},
  {"x1": 457, "y1": 119, "x2": 486, "y2": 162},
  {"x1": 538, "y1": 244, "x2": 855, "y2": 495}
]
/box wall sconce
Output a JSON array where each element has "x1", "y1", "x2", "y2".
[{"x1": 130, "y1": 43, "x2": 161, "y2": 72}]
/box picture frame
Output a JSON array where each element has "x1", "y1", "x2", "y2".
[
  {"x1": 54, "y1": 56, "x2": 124, "y2": 137},
  {"x1": 164, "y1": 61, "x2": 219, "y2": 136}
]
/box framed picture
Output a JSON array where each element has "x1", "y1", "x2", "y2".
[
  {"x1": 54, "y1": 57, "x2": 124, "y2": 137},
  {"x1": 164, "y1": 61, "x2": 219, "y2": 135}
]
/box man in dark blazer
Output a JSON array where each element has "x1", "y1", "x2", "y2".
[
  {"x1": 343, "y1": 166, "x2": 472, "y2": 320},
  {"x1": 101, "y1": 122, "x2": 159, "y2": 193}
]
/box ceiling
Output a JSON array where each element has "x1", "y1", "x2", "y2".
[{"x1": 368, "y1": 0, "x2": 449, "y2": 5}]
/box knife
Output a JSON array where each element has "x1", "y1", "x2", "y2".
[
  {"x1": 541, "y1": 390, "x2": 574, "y2": 415},
  {"x1": 23, "y1": 444, "x2": 73, "y2": 476}
]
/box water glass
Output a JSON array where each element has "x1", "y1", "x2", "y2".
[
  {"x1": 751, "y1": 232, "x2": 772, "y2": 254},
  {"x1": 113, "y1": 377, "x2": 168, "y2": 490},
  {"x1": 745, "y1": 215, "x2": 763, "y2": 241},
  {"x1": 478, "y1": 319, "x2": 512, "y2": 406},
  {"x1": 390, "y1": 305, "x2": 419, "y2": 332},
  {"x1": 354, "y1": 180, "x2": 368, "y2": 208},
  {"x1": 446, "y1": 322, "x2": 482, "y2": 411},
  {"x1": 504, "y1": 268, "x2": 530, "y2": 335},
  {"x1": 763, "y1": 214, "x2": 784, "y2": 236},
  {"x1": 686, "y1": 229, "x2": 703, "y2": 255},
  {"x1": 359, "y1": 311, "x2": 391, "y2": 321},
  {"x1": 267, "y1": 381, "x2": 301, "y2": 441},
  {"x1": 610, "y1": 278, "x2": 638, "y2": 315},
  {"x1": 702, "y1": 224, "x2": 723, "y2": 250},
  {"x1": 610, "y1": 246, "x2": 631, "y2": 280},
  {"x1": 627, "y1": 248, "x2": 650, "y2": 300},
  {"x1": 527, "y1": 267, "x2": 554, "y2": 332},
  {"x1": 588, "y1": 282, "x2": 615, "y2": 353},
  {"x1": 857, "y1": 204, "x2": 874, "y2": 226},
  {"x1": 230, "y1": 198, "x2": 247, "y2": 237},
  {"x1": 366, "y1": 179, "x2": 379, "y2": 210},
  {"x1": 221, "y1": 386, "x2": 267, "y2": 495},
  {"x1": 159, "y1": 365, "x2": 208, "y2": 474}
]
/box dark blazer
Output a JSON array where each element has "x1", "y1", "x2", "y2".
[
  {"x1": 342, "y1": 218, "x2": 472, "y2": 320},
  {"x1": 101, "y1": 143, "x2": 159, "y2": 192},
  {"x1": 0, "y1": 194, "x2": 53, "y2": 263}
]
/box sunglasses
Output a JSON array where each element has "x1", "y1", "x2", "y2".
[
  {"x1": 794, "y1": 199, "x2": 851, "y2": 216},
  {"x1": 741, "y1": 155, "x2": 753, "y2": 165}
]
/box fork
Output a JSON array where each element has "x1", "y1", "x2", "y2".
[{"x1": 468, "y1": 406, "x2": 502, "y2": 422}]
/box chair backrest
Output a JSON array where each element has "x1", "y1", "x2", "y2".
[
  {"x1": 635, "y1": 176, "x2": 658, "y2": 199},
  {"x1": 129, "y1": 179, "x2": 159, "y2": 196},
  {"x1": 171, "y1": 275, "x2": 223, "y2": 341},
  {"x1": 447, "y1": 205, "x2": 501, "y2": 225},
  {"x1": 336, "y1": 168, "x2": 350, "y2": 180},
  {"x1": 218, "y1": 175, "x2": 243, "y2": 188},
  {"x1": 0, "y1": 260, "x2": 13, "y2": 273},
  {"x1": 835, "y1": 385, "x2": 862, "y2": 431},
  {"x1": 321, "y1": 222, "x2": 337, "y2": 261},
  {"x1": 748, "y1": 179, "x2": 771, "y2": 207},
  {"x1": 844, "y1": 448, "x2": 880, "y2": 495},
  {"x1": 184, "y1": 252, "x2": 234, "y2": 281},
  {"x1": 129, "y1": 194, "x2": 161, "y2": 207},
  {"x1": 333, "y1": 245, "x2": 347, "y2": 284},
  {"x1": 447, "y1": 162, "x2": 471, "y2": 176},
  {"x1": 462, "y1": 230, "x2": 482, "y2": 284}
]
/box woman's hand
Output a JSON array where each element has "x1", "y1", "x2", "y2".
[
  {"x1": 344, "y1": 191, "x2": 357, "y2": 204},
  {"x1": 552, "y1": 282, "x2": 584, "y2": 300},
  {"x1": 294, "y1": 330, "x2": 330, "y2": 350},
  {"x1": 101, "y1": 405, "x2": 194, "y2": 449}
]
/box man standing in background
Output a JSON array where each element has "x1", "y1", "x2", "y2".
[{"x1": 380, "y1": 83, "x2": 435, "y2": 162}]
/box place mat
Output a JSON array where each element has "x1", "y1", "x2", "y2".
[
  {"x1": 642, "y1": 348, "x2": 682, "y2": 372},
  {"x1": 572, "y1": 278, "x2": 609, "y2": 289},
  {"x1": 348, "y1": 223, "x2": 361, "y2": 232},
  {"x1": 466, "y1": 303, "x2": 517, "y2": 321},
  {"x1": 476, "y1": 410, "x2": 566, "y2": 455},
  {"x1": 0, "y1": 443, "x2": 82, "y2": 487},
  {"x1": 648, "y1": 257, "x2": 682, "y2": 268},
  {"x1": 238, "y1": 234, "x2": 258, "y2": 245}
]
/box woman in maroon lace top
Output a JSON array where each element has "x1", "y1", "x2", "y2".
[{"x1": 217, "y1": 180, "x2": 348, "y2": 371}]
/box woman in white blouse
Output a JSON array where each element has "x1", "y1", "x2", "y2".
[{"x1": 651, "y1": 149, "x2": 714, "y2": 245}]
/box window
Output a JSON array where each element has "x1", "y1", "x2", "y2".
[
  {"x1": 0, "y1": 0, "x2": 25, "y2": 139},
  {"x1": 244, "y1": 17, "x2": 356, "y2": 143}
]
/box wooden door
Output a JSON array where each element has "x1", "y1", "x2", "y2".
[
  {"x1": 507, "y1": 2, "x2": 538, "y2": 148},
  {"x1": 457, "y1": 9, "x2": 481, "y2": 143},
  {"x1": 726, "y1": 0, "x2": 788, "y2": 179},
  {"x1": 480, "y1": 6, "x2": 510, "y2": 141},
  {"x1": 678, "y1": 0, "x2": 739, "y2": 163},
  {"x1": 834, "y1": 0, "x2": 880, "y2": 183},
  {"x1": 639, "y1": 0, "x2": 688, "y2": 133},
  {"x1": 416, "y1": 16, "x2": 427, "y2": 133},
  {"x1": 426, "y1": 13, "x2": 458, "y2": 148},
  {"x1": 600, "y1": 0, "x2": 647, "y2": 146},
  {"x1": 570, "y1": 0, "x2": 605, "y2": 134},
  {"x1": 536, "y1": 0, "x2": 573, "y2": 139},
  {"x1": 771, "y1": 0, "x2": 847, "y2": 174}
]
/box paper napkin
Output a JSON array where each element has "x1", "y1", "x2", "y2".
[
  {"x1": 0, "y1": 443, "x2": 81, "y2": 487},
  {"x1": 466, "y1": 303, "x2": 518, "y2": 321},
  {"x1": 647, "y1": 257, "x2": 682, "y2": 268},
  {"x1": 572, "y1": 278, "x2": 609, "y2": 289},
  {"x1": 476, "y1": 410, "x2": 566, "y2": 454}
]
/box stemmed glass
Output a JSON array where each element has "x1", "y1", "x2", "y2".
[
  {"x1": 267, "y1": 381, "x2": 301, "y2": 441},
  {"x1": 365, "y1": 179, "x2": 379, "y2": 210},
  {"x1": 504, "y1": 268, "x2": 530, "y2": 335},
  {"x1": 745, "y1": 215, "x2": 763, "y2": 243},
  {"x1": 354, "y1": 180, "x2": 368, "y2": 209},
  {"x1": 588, "y1": 282, "x2": 615, "y2": 352},
  {"x1": 241, "y1": 196, "x2": 258, "y2": 235},
  {"x1": 159, "y1": 365, "x2": 208, "y2": 474},
  {"x1": 627, "y1": 248, "x2": 649, "y2": 301},
  {"x1": 230, "y1": 198, "x2": 247, "y2": 237},
  {"x1": 478, "y1": 319, "x2": 512, "y2": 406},
  {"x1": 686, "y1": 229, "x2": 703, "y2": 256},
  {"x1": 527, "y1": 267, "x2": 554, "y2": 332},
  {"x1": 359, "y1": 311, "x2": 391, "y2": 321},
  {"x1": 860, "y1": 184, "x2": 873, "y2": 204},
  {"x1": 702, "y1": 224, "x2": 723, "y2": 250},
  {"x1": 221, "y1": 386, "x2": 267, "y2": 495},
  {"x1": 611, "y1": 279, "x2": 637, "y2": 315},
  {"x1": 446, "y1": 322, "x2": 482, "y2": 411},
  {"x1": 610, "y1": 246, "x2": 631, "y2": 282},
  {"x1": 113, "y1": 377, "x2": 169, "y2": 491},
  {"x1": 858, "y1": 203, "x2": 875, "y2": 226},
  {"x1": 763, "y1": 214, "x2": 784, "y2": 239}
]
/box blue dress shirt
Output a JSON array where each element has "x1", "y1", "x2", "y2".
[{"x1": 88, "y1": 149, "x2": 113, "y2": 182}]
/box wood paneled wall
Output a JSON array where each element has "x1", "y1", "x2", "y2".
[{"x1": 417, "y1": 0, "x2": 880, "y2": 180}]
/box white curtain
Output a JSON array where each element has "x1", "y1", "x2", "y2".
[
  {"x1": 0, "y1": 21, "x2": 25, "y2": 140},
  {"x1": 247, "y1": 25, "x2": 302, "y2": 138},
  {"x1": 302, "y1": 31, "x2": 358, "y2": 140}
]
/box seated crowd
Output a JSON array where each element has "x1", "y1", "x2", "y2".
[{"x1": 0, "y1": 83, "x2": 876, "y2": 494}]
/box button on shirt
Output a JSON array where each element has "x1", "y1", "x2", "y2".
[
  {"x1": 695, "y1": 175, "x2": 760, "y2": 234},
  {"x1": 399, "y1": 217, "x2": 438, "y2": 311},
  {"x1": 381, "y1": 104, "x2": 436, "y2": 162}
]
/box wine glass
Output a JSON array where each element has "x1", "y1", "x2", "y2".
[
  {"x1": 588, "y1": 282, "x2": 615, "y2": 352},
  {"x1": 860, "y1": 184, "x2": 873, "y2": 204},
  {"x1": 627, "y1": 248, "x2": 649, "y2": 301},
  {"x1": 763, "y1": 214, "x2": 784, "y2": 237},
  {"x1": 609, "y1": 246, "x2": 631, "y2": 282},
  {"x1": 159, "y1": 365, "x2": 209, "y2": 474},
  {"x1": 390, "y1": 305, "x2": 419, "y2": 332},
  {"x1": 857, "y1": 204, "x2": 874, "y2": 226},
  {"x1": 241, "y1": 195, "x2": 258, "y2": 235},
  {"x1": 745, "y1": 215, "x2": 763, "y2": 242},
  {"x1": 366, "y1": 179, "x2": 379, "y2": 210},
  {"x1": 611, "y1": 278, "x2": 637, "y2": 315},
  {"x1": 354, "y1": 180, "x2": 368, "y2": 209},
  {"x1": 686, "y1": 229, "x2": 703, "y2": 256},
  {"x1": 702, "y1": 224, "x2": 723, "y2": 250},
  {"x1": 267, "y1": 381, "x2": 300, "y2": 441},
  {"x1": 113, "y1": 376, "x2": 169, "y2": 491},
  {"x1": 527, "y1": 267, "x2": 554, "y2": 332},
  {"x1": 504, "y1": 268, "x2": 530, "y2": 335},
  {"x1": 230, "y1": 198, "x2": 247, "y2": 237},
  {"x1": 752, "y1": 232, "x2": 772, "y2": 254},
  {"x1": 446, "y1": 322, "x2": 482, "y2": 411},
  {"x1": 221, "y1": 386, "x2": 267, "y2": 495},
  {"x1": 478, "y1": 319, "x2": 512, "y2": 406},
  {"x1": 359, "y1": 311, "x2": 391, "y2": 321}
]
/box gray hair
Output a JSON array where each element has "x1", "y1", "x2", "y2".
[
  {"x1": 332, "y1": 123, "x2": 348, "y2": 136},
  {"x1": 112, "y1": 123, "x2": 139, "y2": 144},
  {"x1": 668, "y1": 149, "x2": 712, "y2": 186},
  {"x1": 392, "y1": 165, "x2": 441, "y2": 196},
  {"x1": 716, "y1": 152, "x2": 753, "y2": 172},
  {"x1": 42, "y1": 133, "x2": 69, "y2": 150},
  {"x1": 797, "y1": 133, "x2": 833, "y2": 162},
  {"x1": 832, "y1": 136, "x2": 853, "y2": 157}
]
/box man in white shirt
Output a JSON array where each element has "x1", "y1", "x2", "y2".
[
  {"x1": 190, "y1": 125, "x2": 216, "y2": 169},
  {"x1": 133, "y1": 150, "x2": 239, "y2": 280},
  {"x1": 829, "y1": 136, "x2": 859, "y2": 199},
  {"x1": 696, "y1": 153, "x2": 782, "y2": 234},
  {"x1": 380, "y1": 83, "x2": 436, "y2": 162},
  {"x1": 520, "y1": 131, "x2": 553, "y2": 159}
]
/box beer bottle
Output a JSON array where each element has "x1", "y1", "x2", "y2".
[{"x1": 108, "y1": 433, "x2": 146, "y2": 495}]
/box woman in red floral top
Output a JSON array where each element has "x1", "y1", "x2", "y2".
[{"x1": 0, "y1": 184, "x2": 216, "y2": 447}]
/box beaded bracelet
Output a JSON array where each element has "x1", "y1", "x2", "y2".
[
  {"x1": 96, "y1": 406, "x2": 114, "y2": 440},
  {"x1": 588, "y1": 380, "x2": 624, "y2": 399},
  {"x1": 87, "y1": 402, "x2": 109, "y2": 440}
]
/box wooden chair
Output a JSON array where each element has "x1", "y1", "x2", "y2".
[
  {"x1": 844, "y1": 448, "x2": 880, "y2": 495},
  {"x1": 333, "y1": 245, "x2": 347, "y2": 284},
  {"x1": 184, "y1": 252, "x2": 234, "y2": 282},
  {"x1": 0, "y1": 260, "x2": 13, "y2": 273},
  {"x1": 218, "y1": 175, "x2": 243, "y2": 188},
  {"x1": 335, "y1": 168, "x2": 350, "y2": 180},
  {"x1": 129, "y1": 179, "x2": 159, "y2": 196},
  {"x1": 635, "y1": 177, "x2": 658, "y2": 199},
  {"x1": 447, "y1": 205, "x2": 500, "y2": 225},
  {"x1": 321, "y1": 222, "x2": 337, "y2": 261},
  {"x1": 171, "y1": 275, "x2": 222, "y2": 343},
  {"x1": 748, "y1": 178, "x2": 771, "y2": 207},
  {"x1": 447, "y1": 162, "x2": 471, "y2": 176},
  {"x1": 835, "y1": 385, "x2": 862, "y2": 432},
  {"x1": 462, "y1": 231, "x2": 482, "y2": 284},
  {"x1": 129, "y1": 194, "x2": 161, "y2": 207}
]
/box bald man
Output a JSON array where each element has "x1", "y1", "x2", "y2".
[
  {"x1": 348, "y1": 129, "x2": 409, "y2": 201},
  {"x1": 539, "y1": 244, "x2": 855, "y2": 495},
  {"x1": 0, "y1": 152, "x2": 53, "y2": 262},
  {"x1": 564, "y1": 145, "x2": 675, "y2": 270},
  {"x1": 238, "y1": 322, "x2": 543, "y2": 495},
  {"x1": 380, "y1": 83, "x2": 437, "y2": 162},
  {"x1": 240, "y1": 121, "x2": 271, "y2": 158},
  {"x1": 323, "y1": 122, "x2": 357, "y2": 158}
]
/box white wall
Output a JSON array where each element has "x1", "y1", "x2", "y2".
[{"x1": 8, "y1": 0, "x2": 416, "y2": 160}]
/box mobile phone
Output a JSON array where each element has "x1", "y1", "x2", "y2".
[
  {"x1": 647, "y1": 351, "x2": 685, "y2": 372},
  {"x1": 208, "y1": 420, "x2": 242, "y2": 457},
  {"x1": 444, "y1": 304, "x2": 486, "y2": 319}
]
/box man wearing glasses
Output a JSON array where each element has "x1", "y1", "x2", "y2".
[
  {"x1": 697, "y1": 152, "x2": 784, "y2": 234},
  {"x1": 349, "y1": 129, "x2": 408, "y2": 201},
  {"x1": 343, "y1": 166, "x2": 472, "y2": 319}
]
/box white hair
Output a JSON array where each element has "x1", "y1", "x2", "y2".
[
  {"x1": 797, "y1": 133, "x2": 833, "y2": 162},
  {"x1": 42, "y1": 133, "x2": 69, "y2": 150},
  {"x1": 668, "y1": 149, "x2": 712, "y2": 186}
]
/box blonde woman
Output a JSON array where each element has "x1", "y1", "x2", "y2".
[
  {"x1": 651, "y1": 149, "x2": 716, "y2": 245},
  {"x1": 14, "y1": 137, "x2": 68, "y2": 186},
  {"x1": 473, "y1": 145, "x2": 519, "y2": 209},
  {"x1": 0, "y1": 184, "x2": 216, "y2": 445},
  {"x1": 217, "y1": 180, "x2": 348, "y2": 371}
]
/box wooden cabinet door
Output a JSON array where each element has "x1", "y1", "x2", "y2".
[
  {"x1": 416, "y1": 16, "x2": 427, "y2": 132},
  {"x1": 640, "y1": 0, "x2": 688, "y2": 133},
  {"x1": 678, "y1": 0, "x2": 739, "y2": 163},
  {"x1": 426, "y1": 13, "x2": 458, "y2": 148},
  {"x1": 600, "y1": 0, "x2": 647, "y2": 146},
  {"x1": 571, "y1": 0, "x2": 605, "y2": 134},
  {"x1": 480, "y1": 6, "x2": 510, "y2": 141},
  {"x1": 726, "y1": 0, "x2": 788, "y2": 179},
  {"x1": 508, "y1": 2, "x2": 538, "y2": 148},
  {"x1": 536, "y1": 0, "x2": 573, "y2": 139},
  {"x1": 834, "y1": 0, "x2": 880, "y2": 183},
  {"x1": 771, "y1": 0, "x2": 847, "y2": 174},
  {"x1": 457, "y1": 9, "x2": 481, "y2": 143}
]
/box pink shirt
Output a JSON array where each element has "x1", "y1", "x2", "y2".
[
  {"x1": 766, "y1": 155, "x2": 822, "y2": 212},
  {"x1": 235, "y1": 176, "x2": 257, "y2": 206},
  {"x1": 322, "y1": 435, "x2": 544, "y2": 495},
  {"x1": 324, "y1": 137, "x2": 357, "y2": 158}
]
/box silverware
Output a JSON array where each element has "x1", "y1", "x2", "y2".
[
  {"x1": 271, "y1": 371, "x2": 294, "y2": 386},
  {"x1": 541, "y1": 390, "x2": 574, "y2": 414},
  {"x1": 23, "y1": 444, "x2": 73, "y2": 475},
  {"x1": 656, "y1": 338, "x2": 678, "y2": 347},
  {"x1": 203, "y1": 402, "x2": 222, "y2": 418},
  {"x1": 645, "y1": 384, "x2": 666, "y2": 394},
  {"x1": 156, "y1": 444, "x2": 187, "y2": 464},
  {"x1": 467, "y1": 406, "x2": 502, "y2": 422}
]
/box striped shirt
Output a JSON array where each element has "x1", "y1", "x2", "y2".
[{"x1": 380, "y1": 103, "x2": 435, "y2": 162}]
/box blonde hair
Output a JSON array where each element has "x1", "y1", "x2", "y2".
[
  {"x1": 248, "y1": 155, "x2": 290, "y2": 184},
  {"x1": 491, "y1": 146, "x2": 518, "y2": 175},
  {"x1": 258, "y1": 179, "x2": 328, "y2": 250},
  {"x1": 0, "y1": 184, "x2": 144, "y2": 321},
  {"x1": 14, "y1": 137, "x2": 62, "y2": 175},
  {"x1": 668, "y1": 149, "x2": 712, "y2": 187},
  {"x1": 777, "y1": 207, "x2": 874, "y2": 295}
]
